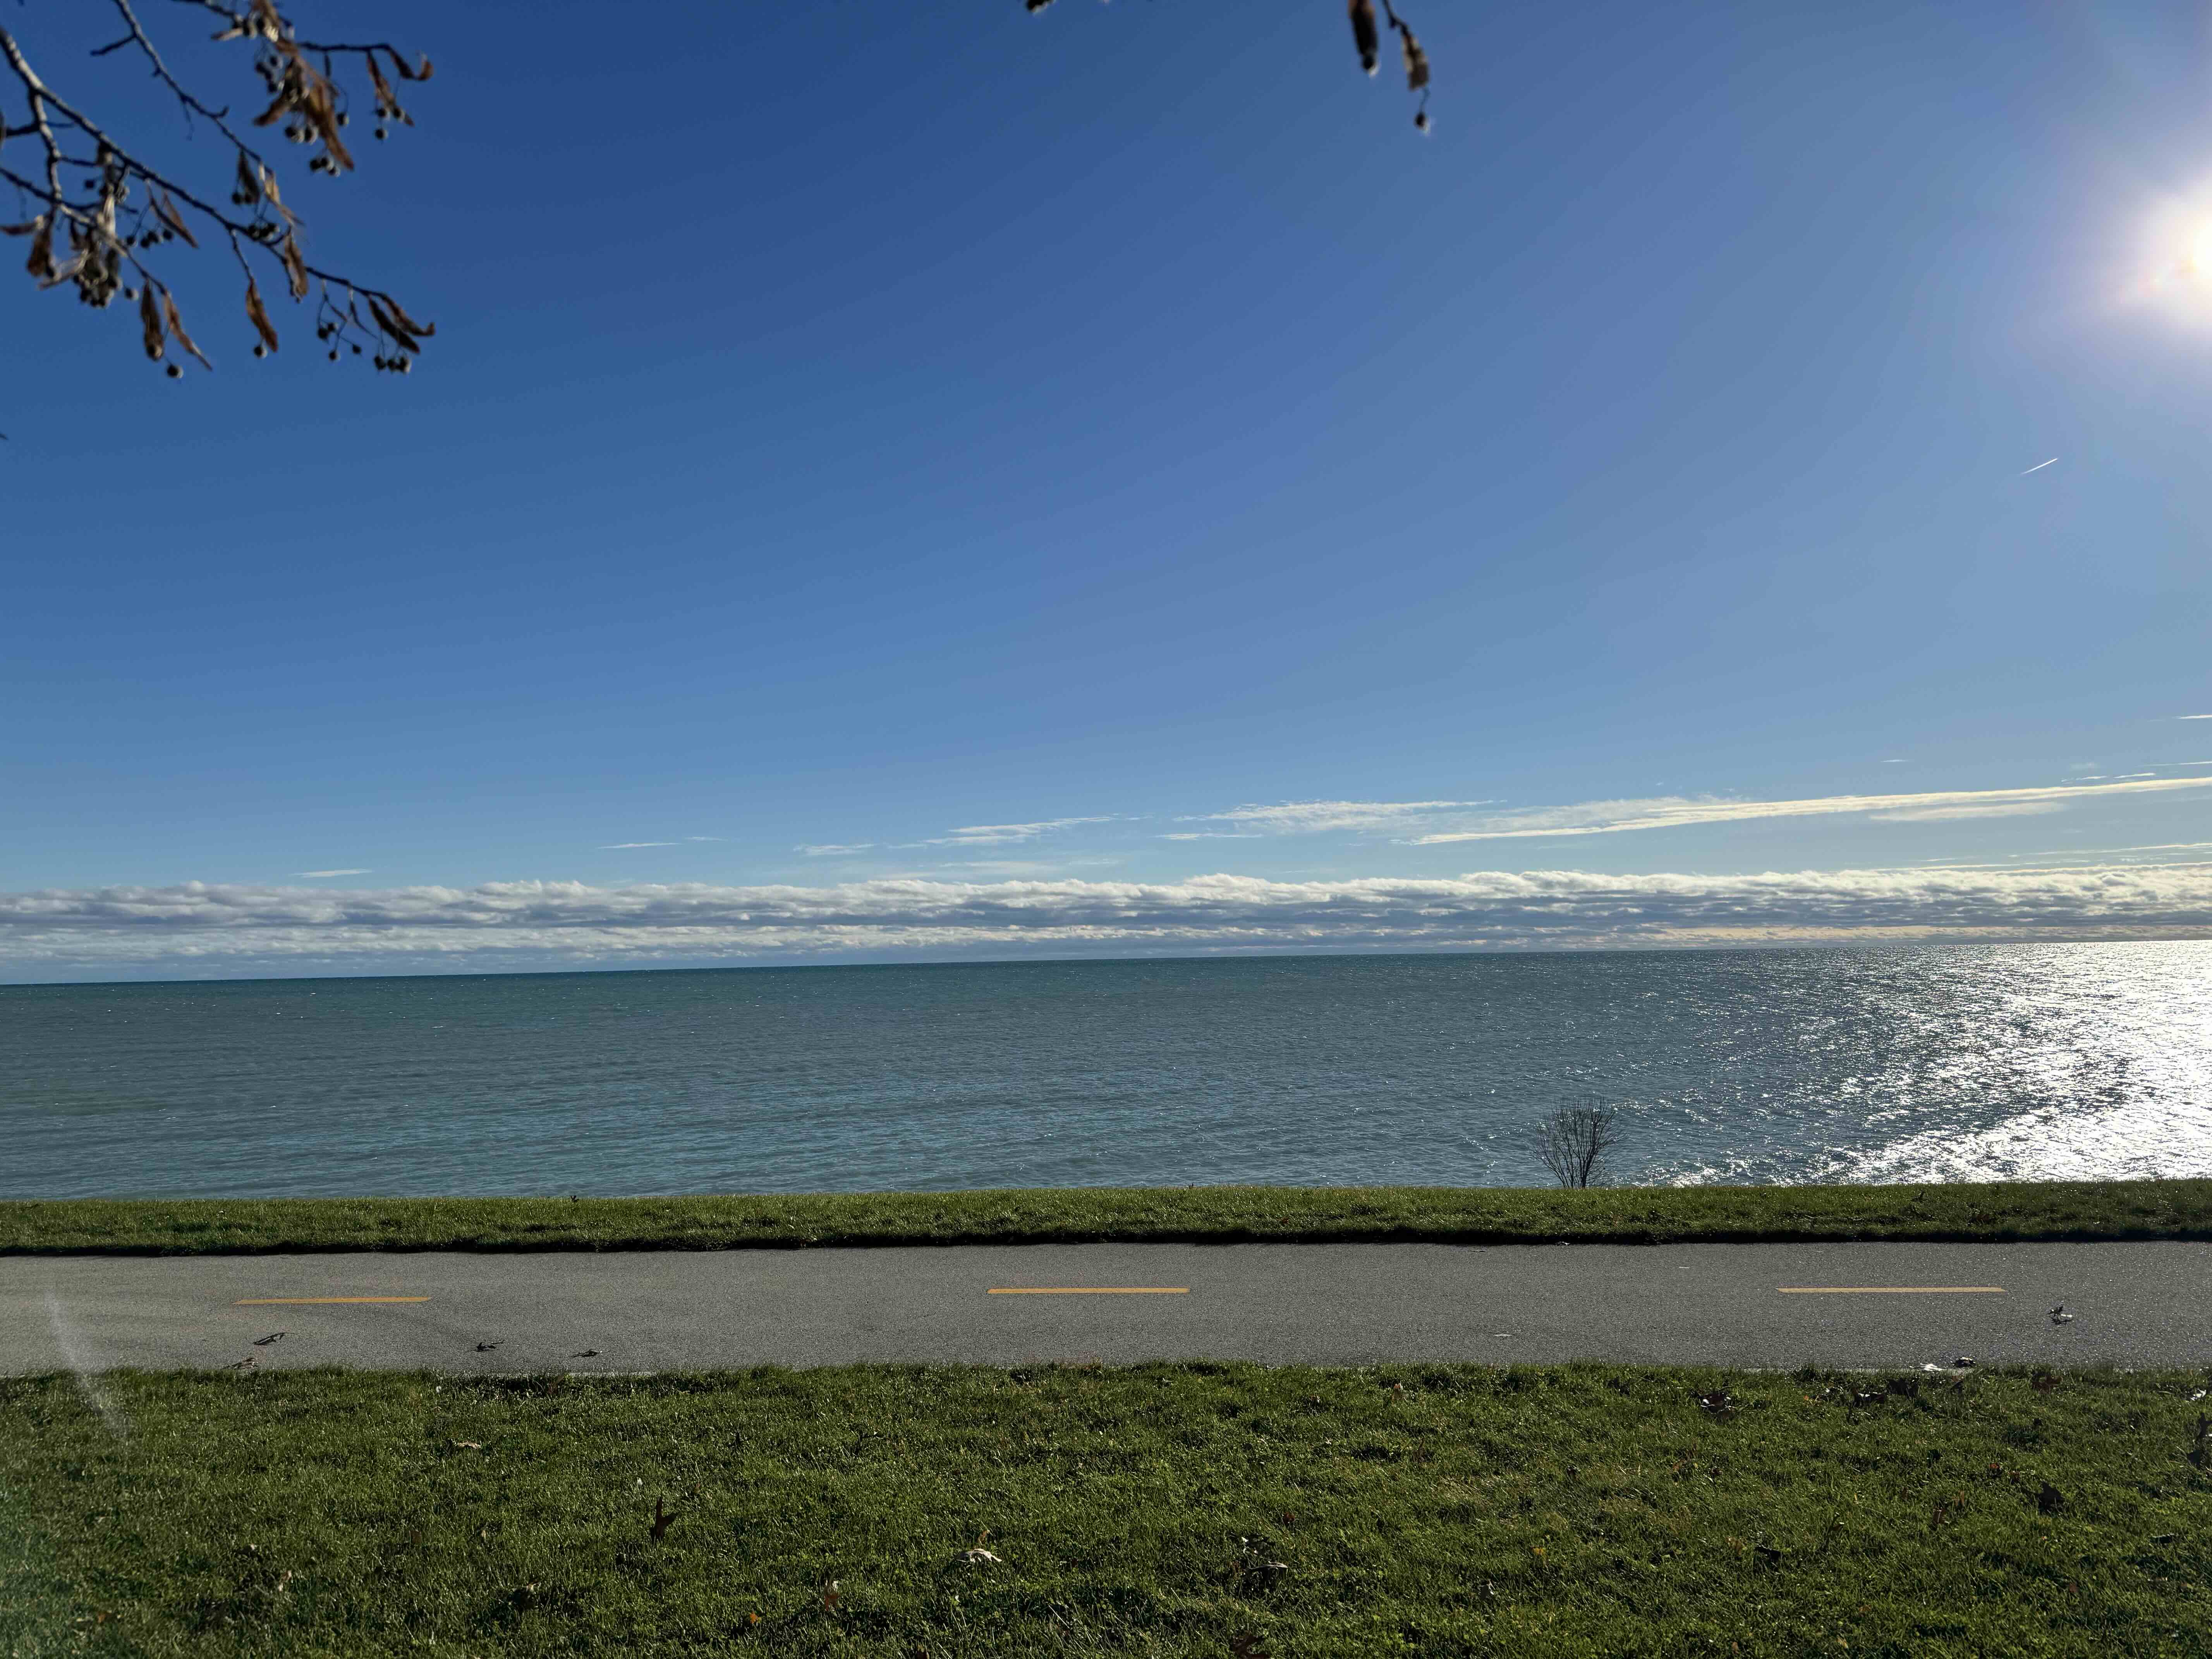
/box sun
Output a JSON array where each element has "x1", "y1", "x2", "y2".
[{"x1": 2122, "y1": 187, "x2": 2212, "y2": 326}]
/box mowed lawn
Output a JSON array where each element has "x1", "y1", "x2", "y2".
[{"x1": 3, "y1": 1362, "x2": 2208, "y2": 1656}]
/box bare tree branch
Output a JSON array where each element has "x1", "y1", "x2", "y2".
[{"x1": 0, "y1": 1, "x2": 432, "y2": 376}]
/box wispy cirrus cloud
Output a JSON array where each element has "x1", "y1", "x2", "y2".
[
  {"x1": 920, "y1": 817, "x2": 1113, "y2": 847},
  {"x1": 296, "y1": 869, "x2": 371, "y2": 878},
  {"x1": 1407, "y1": 776, "x2": 2212, "y2": 843},
  {"x1": 1186, "y1": 800, "x2": 1496, "y2": 835},
  {"x1": 797, "y1": 843, "x2": 876, "y2": 857},
  {"x1": 601, "y1": 841, "x2": 679, "y2": 850},
  {"x1": 6, "y1": 863, "x2": 2210, "y2": 979}
]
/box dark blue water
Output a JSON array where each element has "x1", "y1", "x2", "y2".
[{"x1": 3, "y1": 943, "x2": 2207, "y2": 1199}]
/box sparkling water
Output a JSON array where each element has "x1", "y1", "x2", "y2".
[{"x1": 3, "y1": 942, "x2": 2207, "y2": 1199}]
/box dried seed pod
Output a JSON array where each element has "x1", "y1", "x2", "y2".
[
  {"x1": 1400, "y1": 26, "x2": 1429, "y2": 91},
  {"x1": 244, "y1": 276, "x2": 280, "y2": 353},
  {"x1": 1349, "y1": 0, "x2": 1380, "y2": 74},
  {"x1": 139, "y1": 282, "x2": 166, "y2": 360}
]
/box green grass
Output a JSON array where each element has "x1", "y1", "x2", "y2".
[
  {"x1": 3, "y1": 1361, "x2": 2208, "y2": 1656},
  {"x1": 2, "y1": 1180, "x2": 2209, "y2": 1257}
]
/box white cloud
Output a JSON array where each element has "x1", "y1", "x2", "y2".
[
  {"x1": 921, "y1": 817, "x2": 1113, "y2": 846},
  {"x1": 600, "y1": 842, "x2": 679, "y2": 849},
  {"x1": 6, "y1": 863, "x2": 2210, "y2": 978},
  {"x1": 1188, "y1": 800, "x2": 1496, "y2": 835},
  {"x1": 296, "y1": 869, "x2": 371, "y2": 878},
  {"x1": 1160, "y1": 832, "x2": 1266, "y2": 841},
  {"x1": 1408, "y1": 777, "x2": 2212, "y2": 843},
  {"x1": 1867, "y1": 802, "x2": 2062, "y2": 823},
  {"x1": 2179, "y1": 714, "x2": 2212, "y2": 720},
  {"x1": 797, "y1": 843, "x2": 875, "y2": 856}
]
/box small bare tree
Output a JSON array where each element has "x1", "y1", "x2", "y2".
[
  {"x1": 1537, "y1": 1097, "x2": 1622, "y2": 1189},
  {"x1": 1, "y1": 0, "x2": 433, "y2": 378}
]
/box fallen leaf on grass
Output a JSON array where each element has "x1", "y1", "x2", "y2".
[
  {"x1": 822, "y1": 1580, "x2": 841, "y2": 1611},
  {"x1": 448, "y1": 1440, "x2": 483, "y2": 1450},
  {"x1": 951, "y1": 1548, "x2": 1002, "y2": 1566},
  {"x1": 2037, "y1": 1483, "x2": 2064, "y2": 1515},
  {"x1": 649, "y1": 1497, "x2": 676, "y2": 1540},
  {"x1": 1230, "y1": 1635, "x2": 1272, "y2": 1659}
]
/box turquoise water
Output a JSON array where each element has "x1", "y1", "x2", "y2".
[{"x1": 3, "y1": 942, "x2": 2208, "y2": 1199}]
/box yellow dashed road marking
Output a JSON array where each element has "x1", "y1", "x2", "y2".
[
  {"x1": 987, "y1": 1287, "x2": 1189, "y2": 1295},
  {"x1": 1777, "y1": 1286, "x2": 2004, "y2": 1294}
]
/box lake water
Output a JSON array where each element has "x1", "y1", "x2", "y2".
[{"x1": 3, "y1": 942, "x2": 2208, "y2": 1199}]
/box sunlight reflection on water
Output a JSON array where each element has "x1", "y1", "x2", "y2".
[{"x1": 2, "y1": 941, "x2": 2207, "y2": 1196}]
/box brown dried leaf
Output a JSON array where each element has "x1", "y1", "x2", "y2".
[
  {"x1": 139, "y1": 282, "x2": 166, "y2": 361},
  {"x1": 366, "y1": 53, "x2": 400, "y2": 117},
  {"x1": 380, "y1": 296, "x2": 436, "y2": 338},
  {"x1": 25, "y1": 216, "x2": 52, "y2": 279},
  {"x1": 393, "y1": 53, "x2": 433, "y2": 81},
  {"x1": 0, "y1": 220, "x2": 41, "y2": 237},
  {"x1": 1349, "y1": 0, "x2": 1380, "y2": 74},
  {"x1": 368, "y1": 297, "x2": 420, "y2": 352},
  {"x1": 153, "y1": 191, "x2": 199, "y2": 248},
  {"x1": 279, "y1": 232, "x2": 308, "y2": 299},
  {"x1": 235, "y1": 152, "x2": 262, "y2": 205},
  {"x1": 252, "y1": 91, "x2": 292, "y2": 128},
  {"x1": 305, "y1": 82, "x2": 354, "y2": 170},
  {"x1": 244, "y1": 275, "x2": 280, "y2": 351},
  {"x1": 1400, "y1": 27, "x2": 1429, "y2": 91},
  {"x1": 162, "y1": 290, "x2": 211, "y2": 368}
]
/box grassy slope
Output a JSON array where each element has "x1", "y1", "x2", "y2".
[
  {"x1": 2, "y1": 1361, "x2": 2207, "y2": 1657},
  {"x1": 2, "y1": 1180, "x2": 2209, "y2": 1256}
]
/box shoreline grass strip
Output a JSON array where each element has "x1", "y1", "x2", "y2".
[{"x1": 2, "y1": 1179, "x2": 2209, "y2": 1257}]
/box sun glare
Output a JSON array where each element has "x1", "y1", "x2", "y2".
[{"x1": 2127, "y1": 186, "x2": 2212, "y2": 325}]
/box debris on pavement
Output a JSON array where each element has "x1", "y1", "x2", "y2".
[
  {"x1": 252, "y1": 1333, "x2": 285, "y2": 1346},
  {"x1": 2049, "y1": 1306, "x2": 2075, "y2": 1325}
]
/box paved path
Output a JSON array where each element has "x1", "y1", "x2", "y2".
[{"x1": 7, "y1": 1242, "x2": 2208, "y2": 1376}]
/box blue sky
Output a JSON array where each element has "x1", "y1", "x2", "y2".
[{"x1": 3, "y1": 0, "x2": 2210, "y2": 978}]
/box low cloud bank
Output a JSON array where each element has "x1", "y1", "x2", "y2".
[{"x1": 5, "y1": 865, "x2": 2212, "y2": 979}]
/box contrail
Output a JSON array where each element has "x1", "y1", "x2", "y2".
[{"x1": 2019, "y1": 457, "x2": 2059, "y2": 475}]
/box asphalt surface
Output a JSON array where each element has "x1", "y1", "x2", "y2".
[{"x1": 7, "y1": 1241, "x2": 2208, "y2": 1376}]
